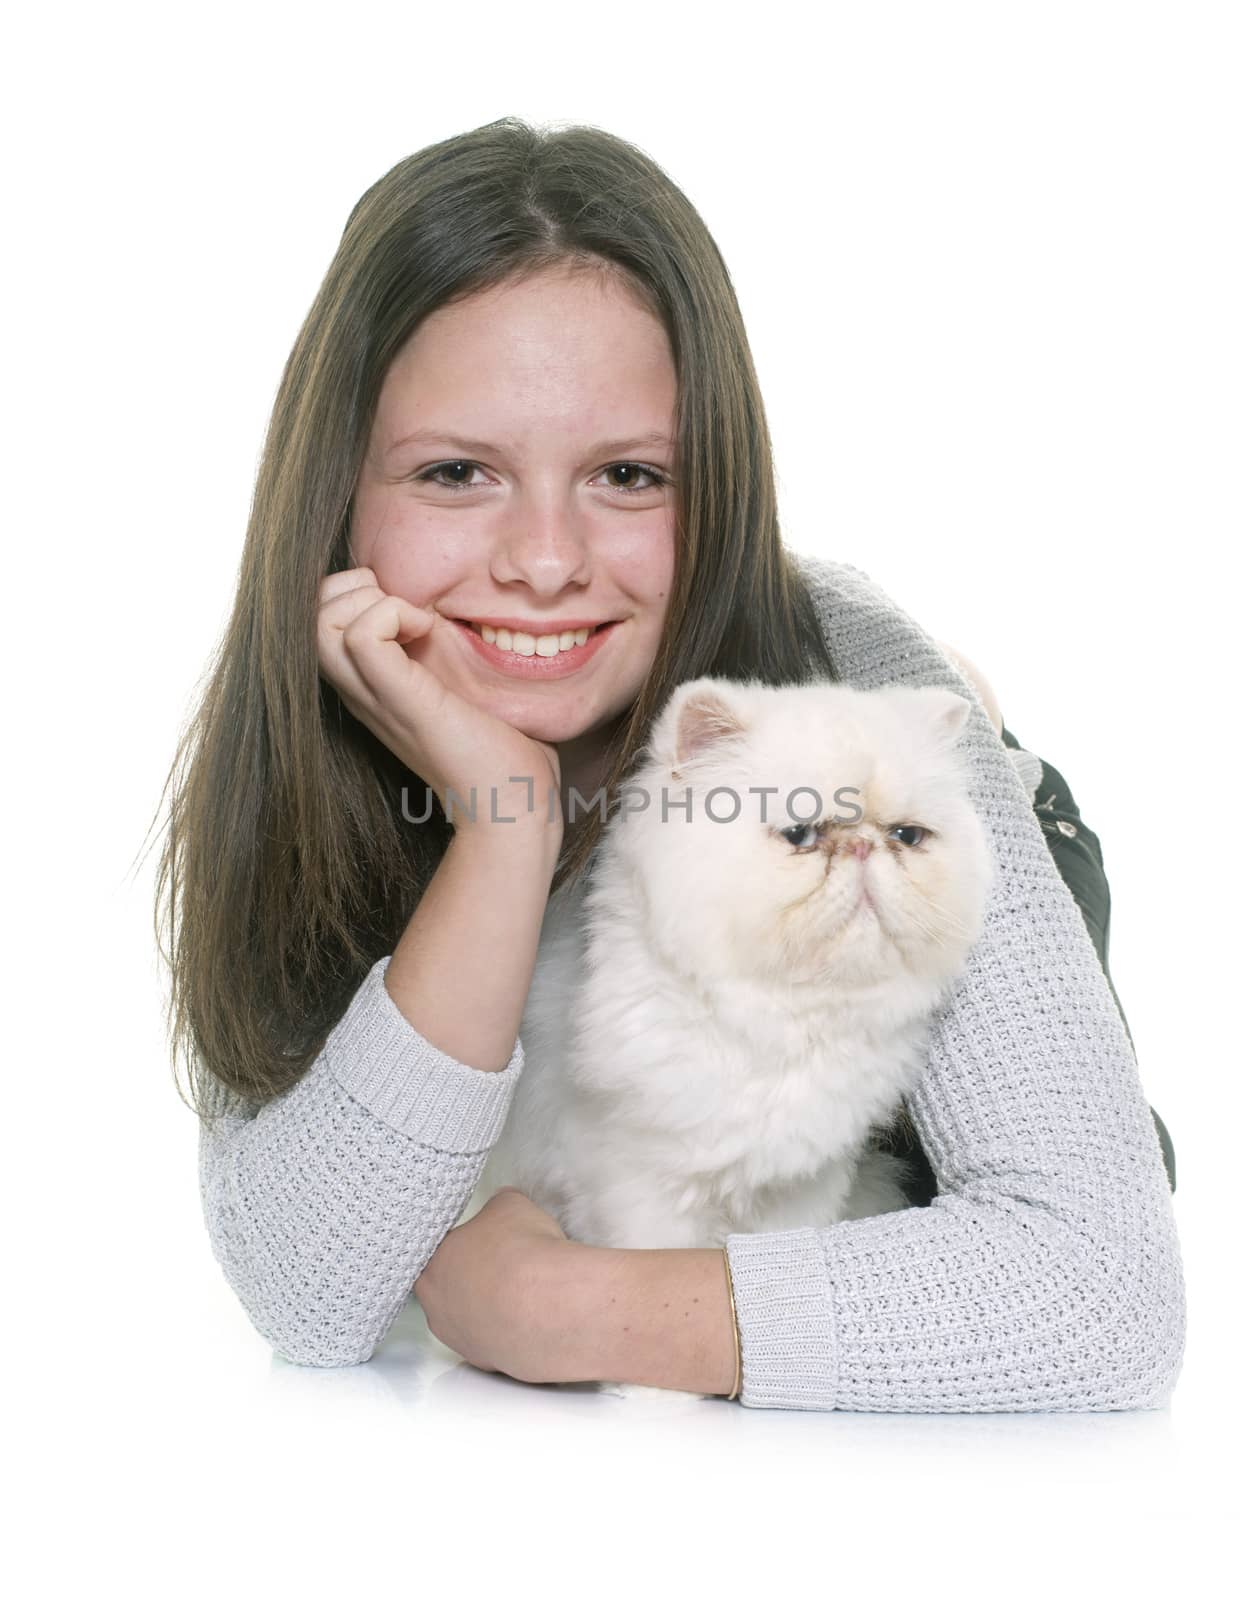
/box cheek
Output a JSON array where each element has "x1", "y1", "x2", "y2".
[
  {"x1": 350, "y1": 499, "x2": 471, "y2": 602},
  {"x1": 601, "y1": 512, "x2": 675, "y2": 599}
]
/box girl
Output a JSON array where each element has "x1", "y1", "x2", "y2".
[{"x1": 157, "y1": 116, "x2": 1182, "y2": 1408}]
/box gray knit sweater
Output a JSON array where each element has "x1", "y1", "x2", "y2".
[{"x1": 197, "y1": 554, "x2": 1186, "y2": 1410}]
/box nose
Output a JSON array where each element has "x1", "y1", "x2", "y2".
[
  {"x1": 830, "y1": 833, "x2": 872, "y2": 860},
  {"x1": 489, "y1": 499, "x2": 593, "y2": 596}
]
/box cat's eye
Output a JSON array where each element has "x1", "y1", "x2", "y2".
[
  {"x1": 887, "y1": 824, "x2": 930, "y2": 846},
  {"x1": 778, "y1": 822, "x2": 822, "y2": 850}
]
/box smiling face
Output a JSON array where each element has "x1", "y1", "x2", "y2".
[{"x1": 349, "y1": 261, "x2": 679, "y2": 779}]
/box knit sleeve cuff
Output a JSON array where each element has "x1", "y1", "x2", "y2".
[
  {"x1": 321, "y1": 955, "x2": 525, "y2": 1153},
  {"x1": 724, "y1": 1226, "x2": 841, "y2": 1410},
  {"x1": 1006, "y1": 745, "x2": 1044, "y2": 800}
]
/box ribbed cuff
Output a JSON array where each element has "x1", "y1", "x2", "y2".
[
  {"x1": 322, "y1": 956, "x2": 524, "y2": 1152},
  {"x1": 723, "y1": 1226, "x2": 841, "y2": 1410},
  {"x1": 1006, "y1": 745, "x2": 1044, "y2": 799}
]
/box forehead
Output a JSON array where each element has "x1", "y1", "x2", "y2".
[{"x1": 374, "y1": 266, "x2": 676, "y2": 447}]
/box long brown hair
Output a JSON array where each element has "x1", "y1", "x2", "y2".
[{"x1": 152, "y1": 116, "x2": 839, "y2": 1121}]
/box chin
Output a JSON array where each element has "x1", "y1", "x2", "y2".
[
  {"x1": 480, "y1": 700, "x2": 592, "y2": 750},
  {"x1": 502, "y1": 700, "x2": 588, "y2": 740},
  {"x1": 526, "y1": 694, "x2": 629, "y2": 742}
]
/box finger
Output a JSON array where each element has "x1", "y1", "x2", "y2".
[
  {"x1": 318, "y1": 580, "x2": 387, "y2": 634},
  {"x1": 341, "y1": 595, "x2": 444, "y2": 717},
  {"x1": 319, "y1": 566, "x2": 382, "y2": 603},
  {"x1": 319, "y1": 583, "x2": 437, "y2": 643},
  {"x1": 317, "y1": 590, "x2": 437, "y2": 746},
  {"x1": 316, "y1": 582, "x2": 388, "y2": 706}
]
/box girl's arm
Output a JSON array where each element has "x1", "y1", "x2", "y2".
[
  {"x1": 866, "y1": 723, "x2": 1176, "y2": 1207},
  {"x1": 198, "y1": 822, "x2": 560, "y2": 1367},
  {"x1": 1001, "y1": 724, "x2": 1176, "y2": 1191}
]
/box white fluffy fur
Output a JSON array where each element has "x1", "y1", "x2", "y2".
[{"x1": 461, "y1": 677, "x2": 993, "y2": 1399}]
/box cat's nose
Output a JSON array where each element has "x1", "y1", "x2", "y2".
[{"x1": 838, "y1": 835, "x2": 873, "y2": 861}]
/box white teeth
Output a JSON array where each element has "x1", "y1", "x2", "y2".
[{"x1": 473, "y1": 622, "x2": 598, "y2": 655}]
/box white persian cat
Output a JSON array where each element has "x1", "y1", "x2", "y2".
[{"x1": 460, "y1": 676, "x2": 993, "y2": 1401}]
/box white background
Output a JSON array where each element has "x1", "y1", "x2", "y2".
[{"x1": 5, "y1": 1, "x2": 1250, "y2": 1593}]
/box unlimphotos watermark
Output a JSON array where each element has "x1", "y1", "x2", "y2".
[{"x1": 399, "y1": 777, "x2": 864, "y2": 827}]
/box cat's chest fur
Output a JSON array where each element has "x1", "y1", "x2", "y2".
[
  {"x1": 478, "y1": 871, "x2": 929, "y2": 1244},
  {"x1": 565, "y1": 916, "x2": 920, "y2": 1170}
]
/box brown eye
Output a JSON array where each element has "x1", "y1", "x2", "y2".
[
  {"x1": 888, "y1": 824, "x2": 930, "y2": 847},
  {"x1": 417, "y1": 460, "x2": 485, "y2": 490},
  {"x1": 601, "y1": 462, "x2": 669, "y2": 494}
]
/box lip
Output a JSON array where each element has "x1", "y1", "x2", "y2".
[
  {"x1": 453, "y1": 617, "x2": 620, "y2": 679},
  {"x1": 455, "y1": 615, "x2": 614, "y2": 633}
]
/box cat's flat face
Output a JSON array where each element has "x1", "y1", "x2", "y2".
[{"x1": 617, "y1": 679, "x2": 993, "y2": 989}]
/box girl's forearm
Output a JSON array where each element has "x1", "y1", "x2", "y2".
[
  {"x1": 539, "y1": 1243, "x2": 739, "y2": 1395},
  {"x1": 384, "y1": 821, "x2": 562, "y2": 1072}
]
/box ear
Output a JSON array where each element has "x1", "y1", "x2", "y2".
[
  {"x1": 915, "y1": 685, "x2": 974, "y2": 745},
  {"x1": 652, "y1": 677, "x2": 749, "y2": 772}
]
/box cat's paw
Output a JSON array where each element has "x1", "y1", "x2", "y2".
[{"x1": 596, "y1": 1380, "x2": 714, "y2": 1407}]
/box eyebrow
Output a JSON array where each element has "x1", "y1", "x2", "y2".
[{"x1": 386, "y1": 429, "x2": 676, "y2": 459}]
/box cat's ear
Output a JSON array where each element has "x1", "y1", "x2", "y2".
[
  {"x1": 917, "y1": 686, "x2": 974, "y2": 744},
  {"x1": 653, "y1": 677, "x2": 749, "y2": 772},
  {"x1": 677, "y1": 689, "x2": 746, "y2": 764}
]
